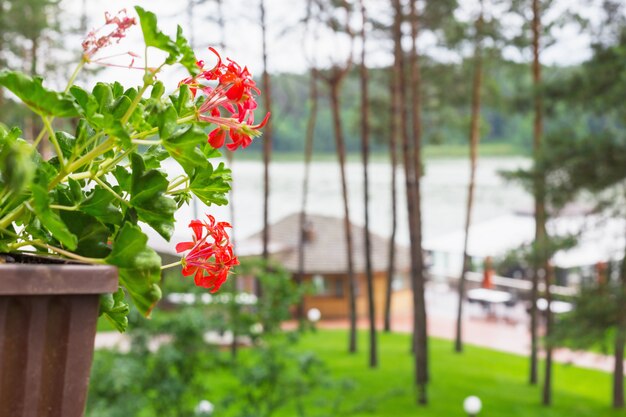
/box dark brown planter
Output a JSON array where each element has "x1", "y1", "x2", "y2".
[{"x1": 0, "y1": 256, "x2": 117, "y2": 417}]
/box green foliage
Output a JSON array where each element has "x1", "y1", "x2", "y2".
[
  {"x1": 0, "y1": 8, "x2": 255, "y2": 332},
  {"x1": 99, "y1": 288, "x2": 131, "y2": 332},
  {"x1": 0, "y1": 127, "x2": 35, "y2": 195},
  {"x1": 135, "y1": 6, "x2": 200, "y2": 75},
  {"x1": 129, "y1": 153, "x2": 177, "y2": 240},
  {"x1": 135, "y1": 6, "x2": 178, "y2": 60},
  {"x1": 30, "y1": 182, "x2": 78, "y2": 250},
  {"x1": 552, "y1": 283, "x2": 621, "y2": 353},
  {"x1": 223, "y1": 332, "x2": 345, "y2": 417},
  {"x1": 88, "y1": 263, "x2": 339, "y2": 417},
  {"x1": 87, "y1": 307, "x2": 220, "y2": 417},
  {"x1": 106, "y1": 224, "x2": 162, "y2": 317},
  {"x1": 0, "y1": 71, "x2": 79, "y2": 117}
]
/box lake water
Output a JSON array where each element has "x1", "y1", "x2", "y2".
[{"x1": 166, "y1": 157, "x2": 533, "y2": 246}]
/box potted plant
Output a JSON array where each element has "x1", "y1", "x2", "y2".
[{"x1": 0, "y1": 7, "x2": 267, "y2": 416}]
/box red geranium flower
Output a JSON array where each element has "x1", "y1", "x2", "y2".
[
  {"x1": 176, "y1": 215, "x2": 239, "y2": 292},
  {"x1": 178, "y1": 48, "x2": 270, "y2": 151}
]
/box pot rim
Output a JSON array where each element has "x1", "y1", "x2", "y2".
[{"x1": 0, "y1": 261, "x2": 118, "y2": 295}]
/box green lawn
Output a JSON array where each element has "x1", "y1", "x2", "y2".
[
  {"x1": 288, "y1": 330, "x2": 618, "y2": 417},
  {"x1": 92, "y1": 323, "x2": 618, "y2": 416}
]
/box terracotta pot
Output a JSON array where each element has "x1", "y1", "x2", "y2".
[{"x1": 0, "y1": 256, "x2": 117, "y2": 417}]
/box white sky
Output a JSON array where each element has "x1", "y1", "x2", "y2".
[{"x1": 56, "y1": 0, "x2": 605, "y2": 89}]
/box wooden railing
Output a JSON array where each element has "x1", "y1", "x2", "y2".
[{"x1": 434, "y1": 271, "x2": 577, "y2": 297}]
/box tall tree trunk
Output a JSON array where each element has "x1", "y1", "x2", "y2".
[
  {"x1": 613, "y1": 226, "x2": 626, "y2": 408},
  {"x1": 542, "y1": 265, "x2": 554, "y2": 405},
  {"x1": 530, "y1": 0, "x2": 545, "y2": 387},
  {"x1": 455, "y1": 1, "x2": 484, "y2": 354},
  {"x1": 296, "y1": 67, "x2": 319, "y2": 320},
  {"x1": 260, "y1": 0, "x2": 273, "y2": 289},
  {"x1": 358, "y1": 0, "x2": 377, "y2": 368},
  {"x1": 408, "y1": 0, "x2": 428, "y2": 403},
  {"x1": 393, "y1": 0, "x2": 426, "y2": 404},
  {"x1": 329, "y1": 76, "x2": 357, "y2": 354},
  {"x1": 384, "y1": 54, "x2": 399, "y2": 333}
]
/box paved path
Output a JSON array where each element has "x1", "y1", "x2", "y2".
[{"x1": 314, "y1": 283, "x2": 620, "y2": 373}]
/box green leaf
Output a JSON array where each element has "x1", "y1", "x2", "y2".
[
  {"x1": 75, "y1": 119, "x2": 95, "y2": 151},
  {"x1": 106, "y1": 223, "x2": 162, "y2": 316},
  {"x1": 113, "y1": 166, "x2": 132, "y2": 192},
  {"x1": 190, "y1": 162, "x2": 232, "y2": 206},
  {"x1": 80, "y1": 186, "x2": 123, "y2": 225},
  {"x1": 143, "y1": 145, "x2": 169, "y2": 170},
  {"x1": 163, "y1": 125, "x2": 208, "y2": 175},
  {"x1": 60, "y1": 211, "x2": 111, "y2": 258},
  {"x1": 68, "y1": 178, "x2": 83, "y2": 204},
  {"x1": 103, "y1": 116, "x2": 131, "y2": 147},
  {"x1": 0, "y1": 128, "x2": 35, "y2": 195},
  {"x1": 202, "y1": 142, "x2": 222, "y2": 159},
  {"x1": 151, "y1": 81, "x2": 165, "y2": 99},
  {"x1": 0, "y1": 224, "x2": 16, "y2": 252},
  {"x1": 170, "y1": 84, "x2": 194, "y2": 117},
  {"x1": 176, "y1": 25, "x2": 200, "y2": 76},
  {"x1": 93, "y1": 83, "x2": 113, "y2": 113},
  {"x1": 157, "y1": 104, "x2": 178, "y2": 139},
  {"x1": 55, "y1": 131, "x2": 76, "y2": 160},
  {"x1": 31, "y1": 183, "x2": 78, "y2": 250},
  {"x1": 0, "y1": 70, "x2": 79, "y2": 117},
  {"x1": 99, "y1": 288, "x2": 130, "y2": 333},
  {"x1": 111, "y1": 81, "x2": 125, "y2": 98},
  {"x1": 111, "y1": 95, "x2": 132, "y2": 119},
  {"x1": 135, "y1": 6, "x2": 178, "y2": 63},
  {"x1": 69, "y1": 85, "x2": 90, "y2": 111},
  {"x1": 129, "y1": 153, "x2": 176, "y2": 240}
]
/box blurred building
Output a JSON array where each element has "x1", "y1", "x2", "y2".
[
  {"x1": 424, "y1": 206, "x2": 625, "y2": 289},
  {"x1": 239, "y1": 213, "x2": 412, "y2": 320}
]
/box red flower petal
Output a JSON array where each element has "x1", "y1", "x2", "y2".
[{"x1": 175, "y1": 241, "x2": 195, "y2": 252}]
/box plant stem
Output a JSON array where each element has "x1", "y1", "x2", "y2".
[
  {"x1": 132, "y1": 139, "x2": 161, "y2": 146},
  {"x1": 49, "y1": 138, "x2": 115, "y2": 189},
  {"x1": 49, "y1": 204, "x2": 78, "y2": 211},
  {"x1": 0, "y1": 205, "x2": 24, "y2": 229},
  {"x1": 167, "y1": 187, "x2": 190, "y2": 196},
  {"x1": 42, "y1": 117, "x2": 66, "y2": 169},
  {"x1": 70, "y1": 146, "x2": 136, "y2": 181},
  {"x1": 167, "y1": 175, "x2": 189, "y2": 192},
  {"x1": 161, "y1": 260, "x2": 182, "y2": 270},
  {"x1": 72, "y1": 131, "x2": 106, "y2": 162},
  {"x1": 121, "y1": 82, "x2": 150, "y2": 125},
  {"x1": 5, "y1": 232, "x2": 103, "y2": 264},
  {"x1": 29, "y1": 60, "x2": 85, "y2": 154},
  {"x1": 93, "y1": 177, "x2": 129, "y2": 206},
  {"x1": 32, "y1": 127, "x2": 48, "y2": 149},
  {"x1": 37, "y1": 242, "x2": 106, "y2": 264},
  {"x1": 64, "y1": 60, "x2": 85, "y2": 93}
]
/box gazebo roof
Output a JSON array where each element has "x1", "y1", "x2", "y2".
[{"x1": 239, "y1": 212, "x2": 410, "y2": 275}]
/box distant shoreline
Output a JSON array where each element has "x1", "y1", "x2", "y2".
[{"x1": 233, "y1": 143, "x2": 528, "y2": 162}]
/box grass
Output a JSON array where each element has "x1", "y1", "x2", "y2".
[
  {"x1": 282, "y1": 329, "x2": 618, "y2": 417},
  {"x1": 92, "y1": 322, "x2": 618, "y2": 416}
]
